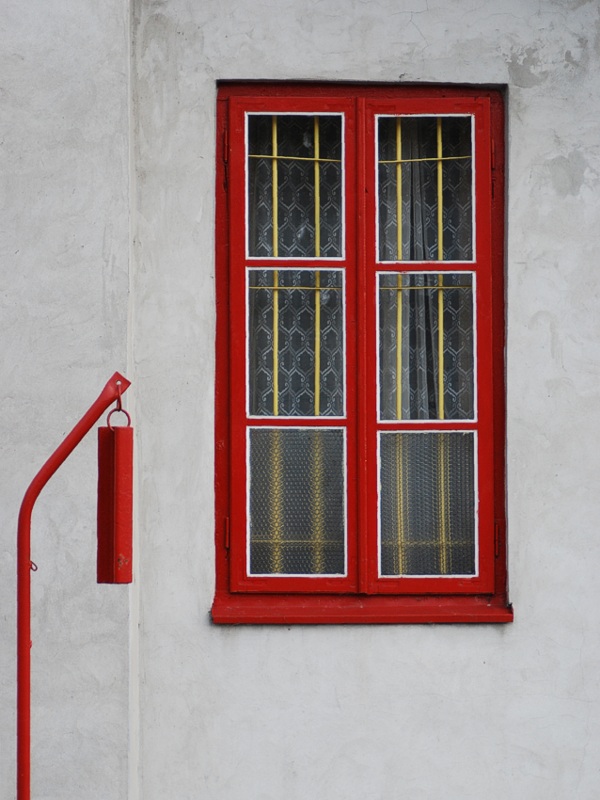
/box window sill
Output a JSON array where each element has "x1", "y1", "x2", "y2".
[{"x1": 211, "y1": 593, "x2": 514, "y2": 625}]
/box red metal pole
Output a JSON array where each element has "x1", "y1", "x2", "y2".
[{"x1": 17, "y1": 372, "x2": 131, "y2": 800}]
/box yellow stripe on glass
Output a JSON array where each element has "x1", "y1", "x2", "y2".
[
  {"x1": 311, "y1": 431, "x2": 325, "y2": 573},
  {"x1": 269, "y1": 428, "x2": 284, "y2": 573},
  {"x1": 395, "y1": 432, "x2": 407, "y2": 573}
]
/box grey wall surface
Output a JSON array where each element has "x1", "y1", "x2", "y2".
[
  {"x1": 1, "y1": 1, "x2": 131, "y2": 798},
  {"x1": 2, "y1": 0, "x2": 600, "y2": 798}
]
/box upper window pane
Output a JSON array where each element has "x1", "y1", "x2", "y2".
[
  {"x1": 247, "y1": 115, "x2": 343, "y2": 258},
  {"x1": 378, "y1": 116, "x2": 473, "y2": 262}
]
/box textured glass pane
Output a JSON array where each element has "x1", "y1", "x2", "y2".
[
  {"x1": 249, "y1": 270, "x2": 344, "y2": 417},
  {"x1": 249, "y1": 428, "x2": 346, "y2": 575},
  {"x1": 278, "y1": 158, "x2": 315, "y2": 255},
  {"x1": 247, "y1": 115, "x2": 342, "y2": 257},
  {"x1": 441, "y1": 117, "x2": 473, "y2": 261},
  {"x1": 379, "y1": 273, "x2": 474, "y2": 420},
  {"x1": 378, "y1": 116, "x2": 472, "y2": 261},
  {"x1": 248, "y1": 157, "x2": 274, "y2": 257},
  {"x1": 379, "y1": 432, "x2": 475, "y2": 576},
  {"x1": 320, "y1": 160, "x2": 343, "y2": 257}
]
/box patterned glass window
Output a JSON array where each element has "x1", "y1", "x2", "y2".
[
  {"x1": 214, "y1": 86, "x2": 509, "y2": 624},
  {"x1": 248, "y1": 270, "x2": 344, "y2": 417},
  {"x1": 248, "y1": 115, "x2": 343, "y2": 258},
  {"x1": 378, "y1": 273, "x2": 474, "y2": 421},
  {"x1": 379, "y1": 432, "x2": 475, "y2": 577},
  {"x1": 378, "y1": 116, "x2": 473, "y2": 262},
  {"x1": 249, "y1": 428, "x2": 346, "y2": 575}
]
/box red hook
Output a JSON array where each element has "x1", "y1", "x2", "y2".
[{"x1": 107, "y1": 380, "x2": 131, "y2": 429}]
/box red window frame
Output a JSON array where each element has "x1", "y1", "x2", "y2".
[{"x1": 213, "y1": 83, "x2": 512, "y2": 624}]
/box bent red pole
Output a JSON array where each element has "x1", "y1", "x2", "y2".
[{"x1": 17, "y1": 372, "x2": 131, "y2": 800}]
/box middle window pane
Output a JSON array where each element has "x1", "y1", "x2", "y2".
[
  {"x1": 248, "y1": 270, "x2": 345, "y2": 417},
  {"x1": 378, "y1": 273, "x2": 474, "y2": 420}
]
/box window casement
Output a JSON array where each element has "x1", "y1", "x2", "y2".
[{"x1": 213, "y1": 84, "x2": 512, "y2": 624}]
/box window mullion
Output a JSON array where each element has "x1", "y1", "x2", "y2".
[
  {"x1": 436, "y1": 120, "x2": 447, "y2": 573},
  {"x1": 271, "y1": 116, "x2": 280, "y2": 419},
  {"x1": 356, "y1": 95, "x2": 372, "y2": 594},
  {"x1": 436, "y1": 119, "x2": 445, "y2": 421},
  {"x1": 272, "y1": 270, "x2": 279, "y2": 417}
]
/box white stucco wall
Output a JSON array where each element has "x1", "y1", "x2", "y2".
[
  {"x1": 0, "y1": 1, "x2": 131, "y2": 798},
  {"x1": 3, "y1": 0, "x2": 600, "y2": 798}
]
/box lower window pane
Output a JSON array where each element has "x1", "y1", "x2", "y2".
[
  {"x1": 379, "y1": 432, "x2": 475, "y2": 576},
  {"x1": 249, "y1": 428, "x2": 346, "y2": 575}
]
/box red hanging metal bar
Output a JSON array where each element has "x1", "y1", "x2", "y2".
[
  {"x1": 17, "y1": 372, "x2": 131, "y2": 800},
  {"x1": 97, "y1": 415, "x2": 134, "y2": 584}
]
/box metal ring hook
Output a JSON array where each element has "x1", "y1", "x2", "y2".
[
  {"x1": 107, "y1": 407, "x2": 132, "y2": 429},
  {"x1": 106, "y1": 380, "x2": 131, "y2": 428}
]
